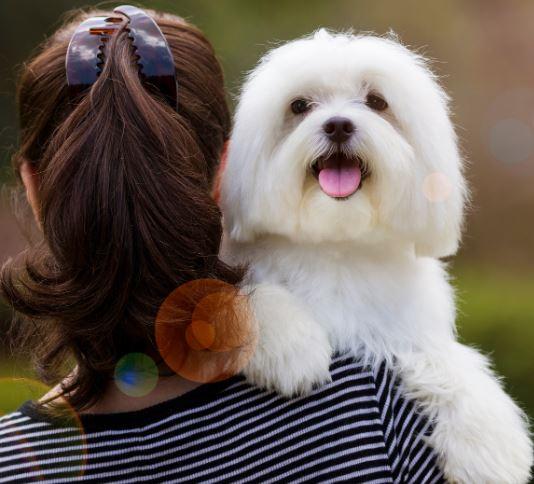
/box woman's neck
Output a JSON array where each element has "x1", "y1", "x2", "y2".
[
  {"x1": 84, "y1": 375, "x2": 202, "y2": 414},
  {"x1": 41, "y1": 369, "x2": 202, "y2": 415}
]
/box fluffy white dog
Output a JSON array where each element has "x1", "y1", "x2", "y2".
[{"x1": 220, "y1": 30, "x2": 532, "y2": 483}]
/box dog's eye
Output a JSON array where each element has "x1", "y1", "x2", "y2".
[
  {"x1": 366, "y1": 93, "x2": 388, "y2": 111},
  {"x1": 290, "y1": 98, "x2": 311, "y2": 115}
]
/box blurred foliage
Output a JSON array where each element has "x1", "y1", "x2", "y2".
[
  {"x1": 454, "y1": 267, "x2": 534, "y2": 419},
  {"x1": 0, "y1": 372, "x2": 50, "y2": 416}
]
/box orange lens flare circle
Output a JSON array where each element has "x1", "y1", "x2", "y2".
[{"x1": 155, "y1": 279, "x2": 256, "y2": 383}]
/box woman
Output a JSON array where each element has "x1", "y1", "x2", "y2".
[{"x1": 0, "y1": 6, "x2": 444, "y2": 483}]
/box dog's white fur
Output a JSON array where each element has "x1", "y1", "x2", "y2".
[{"x1": 220, "y1": 30, "x2": 532, "y2": 483}]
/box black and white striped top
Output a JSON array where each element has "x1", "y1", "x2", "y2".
[{"x1": 0, "y1": 354, "x2": 444, "y2": 483}]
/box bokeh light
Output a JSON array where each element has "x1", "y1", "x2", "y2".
[
  {"x1": 114, "y1": 353, "x2": 159, "y2": 397},
  {"x1": 486, "y1": 88, "x2": 534, "y2": 166},
  {"x1": 185, "y1": 320, "x2": 217, "y2": 350},
  {"x1": 155, "y1": 279, "x2": 256, "y2": 383},
  {"x1": 422, "y1": 172, "x2": 452, "y2": 202},
  {"x1": 488, "y1": 118, "x2": 534, "y2": 165}
]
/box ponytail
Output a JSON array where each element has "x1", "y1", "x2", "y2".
[{"x1": 1, "y1": 10, "x2": 241, "y2": 410}]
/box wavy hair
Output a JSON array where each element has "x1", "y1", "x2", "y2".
[{"x1": 1, "y1": 9, "x2": 243, "y2": 410}]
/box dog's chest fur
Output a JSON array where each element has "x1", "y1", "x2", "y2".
[{"x1": 225, "y1": 236, "x2": 456, "y2": 361}]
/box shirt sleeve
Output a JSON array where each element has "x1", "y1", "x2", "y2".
[{"x1": 374, "y1": 362, "x2": 445, "y2": 484}]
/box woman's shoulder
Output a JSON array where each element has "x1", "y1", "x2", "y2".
[
  {"x1": 0, "y1": 408, "x2": 51, "y2": 442},
  {"x1": 0, "y1": 355, "x2": 444, "y2": 483},
  {"x1": 0, "y1": 410, "x2": 35, "y2": 436}
]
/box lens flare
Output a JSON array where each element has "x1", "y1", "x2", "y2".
[
  {"x1": 186, "y1": 320, "x2": 217, "y2": 350},
  {"x1": 489, "y1": 118, "x2": 533, "y2": 165},
  {"x1": 422, "y1": 172, "x2": 452, "y2": 202},
  {"x1": 114, "y1": 353, "x2": 159, "y2": 397},
  {"x1": 155, "y1": 279, "x2": 256, "y2": 383}
]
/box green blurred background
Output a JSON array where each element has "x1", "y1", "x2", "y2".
[{"x1": 0, "y1": 0, "x2": 533, "y2": 422}]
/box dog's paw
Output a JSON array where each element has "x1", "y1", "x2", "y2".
[
  {"x1": 243, "y1": 330, "x2": 332, "y2": 397},
  {"x1": 399, "y1": 345, "x2": 533, "y2": 484},
  {"x1": 431, "y1": 400, "x2": 532, "y2": 484},
  {"x1": 243, "y1": 283, "x2": 333, "y2": 397}
]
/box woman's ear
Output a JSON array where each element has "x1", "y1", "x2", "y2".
[
  {"x1": 212, "y1": 140, "x2": 229, "y2": 204},
  {"x1": 20, "y1": 161, "x2": 40, "y2": 224}
]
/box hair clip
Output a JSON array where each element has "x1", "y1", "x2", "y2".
[
  {"x1": 65, "y1": 15, "x2": 126, "y2": 100},
  {"x1": 65, "y1": 5, "x2": 177, "y2": 109},
  {"x1": 114, "y1": 5, "x2": 178, "y2": 109}
]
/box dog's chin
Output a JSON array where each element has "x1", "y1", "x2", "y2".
[{"x1": 310, "y1": 152, "x2": 370, "y2": 200}]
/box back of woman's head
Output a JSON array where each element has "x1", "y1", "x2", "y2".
[{"x1": 1, "y1": 8, "x2": 241, "y2": 409}]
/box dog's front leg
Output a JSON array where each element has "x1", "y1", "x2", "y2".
[
  {"x1": 398, "y1": 342, "x2": 532, "y2": 484},
  {"x1": 243, "y1": 283, "x2": 333, "y2": 397}
]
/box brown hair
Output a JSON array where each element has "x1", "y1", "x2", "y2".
[{"x1": 0, "y1": 9, "x2": 243, "y2": 410}]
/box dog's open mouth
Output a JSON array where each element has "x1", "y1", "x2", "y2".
[{"x1": 311, "y1": 153, "x2": 368, "y2": 198}]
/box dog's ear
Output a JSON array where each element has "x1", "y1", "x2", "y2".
[
  {"x1": 382, "y1": 51, "x2": 468, "y2": 259},
  {"x1": 219, "y1": 97, "x2": 271, "y2": 243},
  {"x1": 219, "y1": 145, "x2": 255, "y2": 243},
  {"x1": 411, "y1": 142, "x2": 467, "y2": 259},
  {"x1": 212, "y1": 140, "x2": 229, "y2": 205},
  {"x1": 404, "y1": 91, "x2": 467, "y2": 258}
]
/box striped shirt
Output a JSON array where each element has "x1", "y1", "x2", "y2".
[{"x1": 0, "y1": 354, "x2": 444, "y2": 483}]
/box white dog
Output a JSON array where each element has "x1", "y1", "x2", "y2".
[{"x1": 220, "y1": 30, "x2": 532, "y2": 483}]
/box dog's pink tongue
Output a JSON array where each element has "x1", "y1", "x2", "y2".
[{"x1": 318, "y1": 156, "x2": 361, "y2": 198}]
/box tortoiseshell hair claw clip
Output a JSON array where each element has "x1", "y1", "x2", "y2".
[{"x1": 65, "y1": 5, "x2": 178, "y2": 109}]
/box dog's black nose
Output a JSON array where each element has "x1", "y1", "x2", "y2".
[{"x1": 323, "y1": 117, "x2": 355, "y2": 143}]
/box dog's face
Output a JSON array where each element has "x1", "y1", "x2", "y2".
[{"x1": 221, "y1": 30, "x2": 467, "y2": 257}]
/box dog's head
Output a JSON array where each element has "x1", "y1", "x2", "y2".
[{"x1": 221, "y1": 30, "x2": 467, "y2": 257}]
